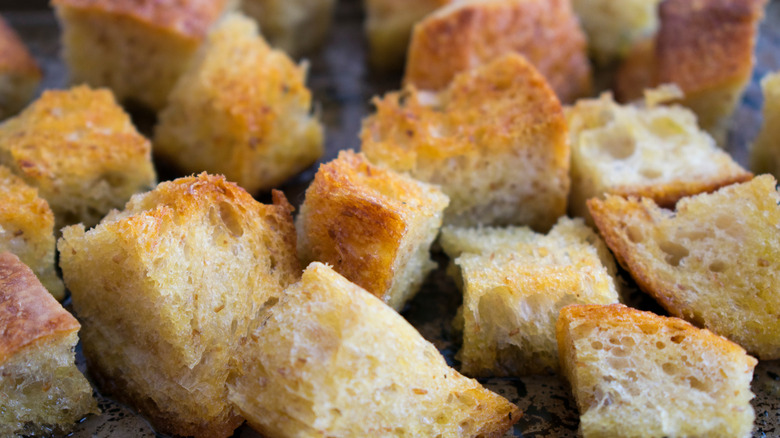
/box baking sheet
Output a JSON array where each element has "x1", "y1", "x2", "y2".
[{"x1": 3, "y1": 0, "x2": 780, "y2": 436}]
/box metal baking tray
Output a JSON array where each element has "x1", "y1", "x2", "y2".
[{"x1": 3, "y1": 0, "x2": 780, "y2": 436}]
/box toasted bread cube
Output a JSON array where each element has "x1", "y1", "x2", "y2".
[
  {"x1": 241, "y1": 0, "x2": 336, "y2": 57},
  {"x1": 362, "y1": 54, "x2": 569, "y2": 229},
  {"x1": 451, "y1": 218, "x2": 619, "y2": 377},
  {"x1": 297, "y1": 151, "x2": 448, "y2": 311},
  {"x1": 404, "y1": 0, "x2": 591, "y2": 103},
  {"x1": 52, "y1": 0, "x2": 235, "y2": 110},
  {"x1": 557, "y1": 304, "x2": 757, "y2": 438},
  {"x1": 751, "y1": 72, "x2": 780, "y2": 176},
  {"x1": 0, "y1": 252, "x2": 98, "y2": 436},
  {"x1": 228, "y1": 262, "x2": 521, "y2": 437},
  {"x1": 0, "y1": 15, "x2": 41, "y2": 120},
  {"x1": 0, "y1": 167, "x2": 64, "y2": 300},
  {"x1": 58, "y1": 174, "x2": 301, "y2": 438},
  {"x1": 154, "y1": 13, "x2": 323, "y2": 194},
  {"x1": 0, "y1": 86, "x2": 156, "y2": 230},
  {"x1": 363, "y1": 0, "x2": 452, "y2": 71},
  {"x1": 567, "y1": 92, "x2": 752, "y2": 220},
  {"x1": 588, "y1": 175, "x2": 780, "y2": 359}
]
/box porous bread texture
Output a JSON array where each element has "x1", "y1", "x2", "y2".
[
  {"x1": 0, "y1": 86, "x2": 156, "y2": 231},
  {"x1": 448, "y1": 218, "x2": 619, "y2": 377},
  {"x1": 154, "y1": 13, "x2": 323, "y2": 194},
  {"x1": 363, "y1": 0, "x2": 452, "y2": 71},
  {"x1": 241, "y1": 0, "x2": 336, "y2": 57},
  {"x1": 297, "y1": 150, "x2": 449, "y2": 311},
  {"x1": 0, "y1": 252, "x2": 98, "y2": 437},
  {"x1": 0, "y1": 15, "x2": 41, "y2": 120},
  {"x1": 404, "y1": 0, "x2": 591, "y2": 103},
  {"x1": 362, "y1": 53, "x2": 570, "y2": 230},
  {"x1": 0, "y1": 167, "x2": 64, "y2": 300},
  {"x1": 588, "y1": 175, "x2": 780, "y2": 360},
  {"x1": 571, "y1": 0, "x2": 662, "y2": 65},
  {"x1": 566, "y1": 91, "x2": 752, "y2": 221},
  {"x1": 557, "y1": 304, "x2": 757, "y2": 438},
  {"x1": 52, "y1": 0, "x2": 236, "y2": 110},
  {"x1": 58, "y1": 173, "x2": 301, "y2": 438},
  {"x1": 751, "y1": 72, "x2": 780, "y2": 177},
  {"x1": 228, "y1": 262, "x2": 521, "y2": 438}
]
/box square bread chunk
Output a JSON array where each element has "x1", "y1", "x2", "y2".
[
  {"x1": 241, "y1": 0, "x2": 336, "y2": 57},
  {"x1": 0, "y1": 86, "x2": 156, "y2": 230},
  {"x1": 0, "y1": 15, "x2": 41, "y2": 120},
  {"x1": 0, "y1": 166, "x2": 64, "y2": 300},
  {"x1": 404, "y1": 0, "x2": 591, "y2": 103},
  {"x1": 297, "y1": 151, "x2": 449, "y2": 311},
  {"x1": 557, "y1": 304, "x2": 757, "y2": 438},
  {"x1": 58, "y1": 174, "x2": 301, "y2": 438},
  {"x1": 450, "y1": 218, "x2": 619, "y2": 377},
  {"x1": 53, "y1": 0, "x2": 235, "y2": 110},
  {"x1": 588, "y1": 175, "x2": 780, "y2": 360},
  {"x1": 362, "y1": 53, "x2": 569, "y2": 230},
  {"x1": 566, "y1": 92, "x2": 752, "y2": 220},
  {"x1": 0, "y1": 252, "x2": 98, "y2": 437},
  {"x1": 228, "y1": 262, "x2": 521, "y2": 438},
  {"x1": 751, "y1": 72, "x2": 780, "y2": 176},
  {"x1": 154, "y1": 13, "x2": 323, "y2": 194}
]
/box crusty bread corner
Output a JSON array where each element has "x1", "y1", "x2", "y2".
[
  {"x1": 566, "y1": 92, "x2": 752, "y2": 221},
  {"x1": 154, "y1": 12, "x2": 323, "y2": 194},
  {"x1": 557, "y1": 303, "x2": 757, "y2": 438},
  {"x1": 362, "y1": 53, "x2": 569, "y2": 230},
  {"x1": 751, "y1": 72, "x2": 780, "y2": 177},
  {"x1": 0, "y1": 15, "x2": 41, "y2": 120},
  {"x1": 0, "y1": 166, "x2": 64, "y2": 300},
  {"x1": 404, "y1": 0, "x2": 591, "y2": 103},
  {"x1": 0, "y1": 85, "x2": 156, "y2": 231},
  {"x1": 297, "y1": 150, "x2": 449, "y2": 311},
  {"x1": 58, "y1": 173, "x2": 301, "y2": 438},
  {"x1": 228, "y1": 262, "x2": 521, "y2": 437},
  {"x1": 0, "y1": 252, "x2": 98, "y2": 437},
  {"x1": 241, "y1": 0, "x2": 336, "y2": 57},
  {"x1": 588, "y1": 175, "x2": 780, "y2": 359}
]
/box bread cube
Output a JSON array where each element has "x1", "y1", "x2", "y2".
[
  {"x1": 751, "y1": 72, "x2": 780, "y2": 177},
  {"x1": 0, "y1": 166, "x2": 64, "y2": 300},
  {"x1": 451, "y1": 218, "x2": 619, "y2": 376},
  {"x1": 0, "y1": 86, "x2": 156, "y2": 230},
  {"x1": 58, "y1": 173, "x2": 301, "y2": 438},
  {"x1": 589, "y1": 175, "x2": 780, "y2": 359},
  {"x1": 362, "y1": 54, "x2": 570, "y2": 230},
  {"x1": 154, "y1": 13, "x2": 323, "y2": 194},
  {"x1": 404, "y1": 0, "x2": 591, "y2": 103},
  {"x1": 241, "y1": 0, "x2": 336, "y2": 57},
  {"x1": 557, "y1": 304, "x2": 757, "y2": 438},
  {"x1": 0, "y1": 252, "x2": 98, "y2": 436},
  {"x1": 566, "y1": 92, "x2": 752, "y2": 220},
  {"x1": 297, "y1": 151, "x2": 448, "y2": 311},
  {"x1": 0, "y1": 15, "x2": 41, "y2": 120},
  {"x1": 228, "y1": 262, "x2": 521, "y2": 437},
  {"x1": 52, "y1": 0, "x2": 235, "y2": 110}
]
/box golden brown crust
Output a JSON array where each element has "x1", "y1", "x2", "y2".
[
  {"x1": 614, "y1": 37, "x2": 656, "y2": 103},
  {"x1": 0, "y1": 252, "x2": 78, "y2": 363},
  {"x1": 609, "y1": 173, "x2": 753, "y2": 209},
  {"x1": 0, "y1": 15, "x2": 41, "y2": 76}
]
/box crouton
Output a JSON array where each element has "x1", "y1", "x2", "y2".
[
  {"x1": 241, "y1": 0, "x2": 336, "y2": 57},
  {"x1": 751, "y1": 72, "x2": 780, "y2": 177},
  {"x1": 0, "y1": 15, "x2": 41, "y2": 120}
]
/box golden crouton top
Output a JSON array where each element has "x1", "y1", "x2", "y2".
[
  {"x1": 0, "y1": 165, "x2": 52, "y2": 227},
  {"x1": 0, "y1": 252, "x2": 79, "y2": 363},
  {"x1": 0, "y1": 15, "x2": 41, "y2": 75},
  {"x1": 51, "y1": 0, "x2": 233, "y2": 39}
]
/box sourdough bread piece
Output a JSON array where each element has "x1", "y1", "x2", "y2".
[
  {"x1": 0, "y1": 252, "x2": 98, "y2": 437},
  {"x1": 241, "y1": 0, "x2": 336, "y2": 57},
  {"x1": 52, "y1": 0, "x2": 235, "y2": 110},
  {"x1": 0, "y1": 86, "x2": 156, "y2": 230},
  {"x1": 0, "y1": 167, "x2": 64, "y2": 300},
  {"x1": 557, "y1": 304, "x2": 757, "y2": 438},
  {"x1": 58, "y1": 174, "x2": 301, "y2": 438},
  {"x1": 362, "y1": 54, "x2": 569, "y2": 230},
  {"x1": 751, "y1": 72, "x2": 780, "y2": 177},
  {"x1": 154, "y1": 13, "x2": 323, "y2": 194},
  {"x1": 588, "y1": 175, "x2": 780, "y2": 359},
  {"x1": 0, "y1": 15, "x2": 41, "y2": 120},
  {"x1": 404, "y1": 0, "x2": 591, "y2": 103},
  {"x1": 297, "y1": 150, "x2": 449, "y2": 311},
  {"x1": 228, "y1": 262, "x2": 521, "y2": 437},
  {"x1": 566, "y1": 92, "x2": 752, "y2": 220}
]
